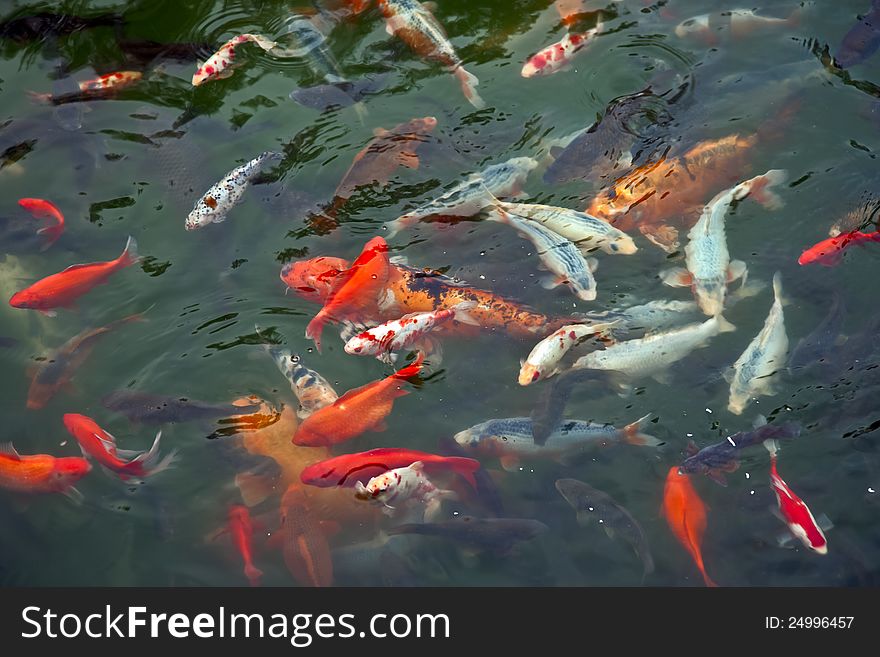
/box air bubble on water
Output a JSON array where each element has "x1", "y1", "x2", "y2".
[
  {"x1": 307, "y1": 347, "x2": 314, "y2": 353},
  {"x1": 588, "y1": 506, "x2": 594, "y2": 512},
  {"x1": 371, "y1": 274, "x2": 377, "y2": 279},
  {"x1": 869, "y1": 487, "x2": 876, "y2": 494},
  {"x1": 705, "y1": 408, "x2": 713, "y2": 414},
  {"x1": 750, "y1": 490, "x2": 755, "y2": 495},
  {"x1": 686, "y1": 433, "x2": 693, "y2": 438},
  {"x1": 479, "y1": 251, "x2": 486, "y2": 256},
  {"x1": 60, "y1": 441, "x2": 67, "y2": 446},
  {"x1": 479, "y1": 274, "x2": 485, "y2": 280}
]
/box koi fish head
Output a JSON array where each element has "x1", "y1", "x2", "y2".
[
  {"x1": 8, "y1": 289, "x2": 38, "y2": 309},
  {"x1": 354, "y1": 473, "x2": 394, "y2": 501},
  {"x1": 343, "y1": 331, "x2": 380, "y2": 355},
  {"x1": 798, "y1": 236, "x2": 844, "y2": 266},
  {"x1": 607, "y1": 234, "x2": 638, "y2": 255},
  {"x1": 280, "y1": 257, "x2": 350, "y2": 303},
  {"x1": 517, "y1": 362, "x2": 543, "y2": 386},
  {"x1": 50, "y1": 457, "x2": 92, "y2": 490}
]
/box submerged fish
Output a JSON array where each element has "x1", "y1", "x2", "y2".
[
  {"x1": 378, "y1": 0, "x2": 484, "y2": 108},
  {"x1": 300, "y1": 448, "x2": 480, "y2": 490},
  {"x1": 675, "y1": 8, "x2": 802, "y2": 46},
  {"x1": 184, "y1": 151, "x2": 282, "y2": 230},
  {"x1": 227, "y1": 505, "x2": 262, "y2": 586},
  {"x1": 728, "y1": 273, "x2": 788, "y2": 415},
  {"x1": 276, "y1": 14, "x2": 345, "y2": 83},
  {"x1": 679, "y1": 421, "x2": 801, "y2": 486},
  {"x1": 788, "y1": 293, "x2": 846, "y2": 372},
  {"x1": 574, "y1": 315, "x2": 736, "y2": 382},
  {"x1": 101, "y1": 391, "x2": 260, "y2": 425},
  {"x1": 798, "y1": 228, "x2": 880, "y2": 266},
  {"x1": 663, "y1": 467, "x2": 717, "y2": 586},
  {"x1": 28, "y1": 71, "x2": 142, "y2": 105},
  {"x1": 765, "y1": 440, "x2": 828, "y2": 554},
  {"x1": 255, "y1": 328, "x2": 337, "y2": 419},
  {"x1": 555, "y1": 478, "x2": 654, "y2": 579},
  {"x1": 387, "y1": 516, "x2": 548, "y2": 554},
  {"x1": 384, "y1": 157, "x2": 538, "y2": 237},
  {"x1": 17, "y1": 198, "x2": 64, "y2": 249},
  {"x1": 489, "y1": 209, "x2": 599, "y2": 301},
  {"x1": 354, "y1": 460, "x2": 456, "y2": 521},
  {"x1": 294, "y1": 353, "x2": 424, "y2": 446},
  {"x1": 835, "y1": 0, "x2": 880, "y2": 68},
  {"x1": 0, "y1": 11, "x2": 123, "y2": 42},
  {"x1": 191, "y1": 33, "x2": 278, "y2": 86},
  {"x1": 272, "y1": 484, "x2": 334, "y2": 586},
  {"x1": 453, "y1": 414, "x2": 660, "y2": 471},
  {"x1": 332, "y1": 117, "x2": 437, "y2": 202},
  {"x1": 27, "y1": 312, "x2": 145, "y2": 410},
  {"x1": 9, "y1": 236, "x2": 139, "y2": 315},
  {"x1": 661, "y1": 171, "x2": 785, "y2": 316},
  {"x1": 0, "y1": 443, "x2": 91, "y2": 501}
]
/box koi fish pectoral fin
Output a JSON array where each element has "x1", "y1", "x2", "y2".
[{"x1": 660, "y1": 267, "x2": 693, "y2": 287}]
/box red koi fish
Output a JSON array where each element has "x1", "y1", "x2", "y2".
[
  {"x1": 9, "y1": 236, "x2": 140, "y2": 315},
  {"x1": 228, "y1": 505, "x2": 263, "y2": 586},
  {"x1": 522, "y1": 27, "x2": 601, "y2": 77},
  {"x1": 798, "y1": 229, "x2": 880, "y2": 266},
  {"x1": 305, "y1": 236, "x2": 390, "y2": 352},
  {"x1": 0, "y1": 443, "x2": 91, "y2": 500},
  {"x1": 662, "y1": 466, "x2": 718, "y2": 587},
  {"x1": 294, "y1": 352, "x2": 424, "y2": 446},
  {"x1": 280, "y1": 256, "x2": 350, "y2": 303},
  {"x1": 62, "y1": 413, "x2": 175, "y2": 480},
  {"x1": 272, "y1": 485, "x2": 334, "y2": 587},
  {"x1": 192, "y1": 34, "x2": 278, "y2": 86},
  {"x1": 300, "y1": 447, "x2": 480, "y2": 489},
  {"x1": 18, "y1": 198, "x2": 64, "y2": 249},
  {"x1": 764, "y1": 440, "x2": 828, "y2": 554}
]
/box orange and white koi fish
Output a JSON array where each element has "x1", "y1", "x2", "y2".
[
  {"x1": 28, "y1": 71, "x2": 142, "y2": 103},
  {"x1": 518, "y1": 321, "x2": 619, "y2": 385},
  {"x1": 764, "y1": 440, "x2": 828, "y2": 555},
  {"x1": 378, "y1": 0, "x2": 484, "y2": 108},
  {"x1": 228, "y1": 505, "x2": 263, "y2": 586},
  {"x1": 192, "y1": 34, "x2": 279, "y2": 86},
  {"x1": 18, "y1": 198, "x2": 64, "y2": 249},
  {"x1": 294, "y1": 352, "x2": 424, "y2": 447},
  {"x1": 522, "y1": 26, "x2": 602, "y2": 78},
  {"x1": 662, "y1": 466, "x2": 718, "y2": 587},
  {"x1": 305, "y1": 236, "x2": 391, "y2": 352},
  {"x1": 0, "y1": 443, "x2": 91, "y2": 501},
  {"x1": 62, "y1": 413, "x2": 175, "y2": 481},
  {"x1": 9, "y1": 236, "x2": 140, "y2": 315}
]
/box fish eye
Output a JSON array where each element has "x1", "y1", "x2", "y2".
[
  {"x1": 354, "y1": 346, "x2": 362, "y2": 353},
  {"x1": 610, "y1": 243, "x2": 619, "y2": 252}
]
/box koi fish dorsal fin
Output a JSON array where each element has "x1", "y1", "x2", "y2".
[{"x1": 0, "y1": 443, "x2": 22, "y2": 459}]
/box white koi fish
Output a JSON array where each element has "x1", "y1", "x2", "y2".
[
  {"x1": 662, "y1": 170, "x2": 786, "y2": 315},
  {"x1": 496, "y1": 201, "x2": 637, "y2": 255},
  {"x1": 727, "y1": 272, "x2": 788, "y2": 415},
  {"x1": 519, "y1": 321, "x2": 620, "y2": 386},
  {"x1": 574, "y1": 315, "x2": 736, "y2": 381},
  {"x1": 489, "y1": 209, "x2": 599, "y2": 301},
  {"x1": 378, "y1": 0, "x2": 484, "y2": 108},
  {"x1": 185, "y1": 151, "x2": 282, "y2": 230},
  {"x1": 453, "y1": 415, "x2": 661, "y2": 471},
  {"x1": 192, "y1": 34, "x2": 279, "y2": 86},
  {"x1": 344, "y1": 302, "x2": 478, "y2": 362},
  {"x1": 522, "y1": 25, "x2": 601, "y2": 78},
  {"x1": 354, "y1": 461, "x2": 456, "y2": 521},
  {"x1": 384, "y1": 157, "x2": 537, "y2": 237}
]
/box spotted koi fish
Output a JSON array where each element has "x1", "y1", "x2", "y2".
[
  {"x1": 185, "y1": 151, "x2": 282, "y2": 230},
  {"x1": 522, "y1": 26, "x2": 601, "y2": 78},
  {"x1": 192, "y1": 33, "x2": 279, "y2": 86},
  {"x1": 28, "y1": 71, "x2": 143, "y2": 104},
  {"x1": 378, "y1": 0, "x2": 484, "y2": 108},
  {"x1": 355, "y1": 461, "x2": 456, "y2": 521}
]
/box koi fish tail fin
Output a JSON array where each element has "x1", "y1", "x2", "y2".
[
  {"x1": 26, "y1": 90, "x2": 52, "y2": 104},
  {"x1": 250, "y1": 34, "x2": 279, "y2": 53},
  {"x1": 118, "y1": 236, "x2": 140, "y2": 268},
  {"x1": 454, "y1": 66, "x2": 485, "y2": 110},
  {"x1": 127, "y1": 431, "x2": 177, "y2": 478},
  {"x1": 451, "y1": 300, "x2": 481, "y2": 326},
  {"x1": 763, "y1": 438, "x2": 780, "y2": 458},
  {"x1": 714, "y1": 314, "x2": 737, "y2": 333},
  {"x1": 622, "y1": 414, "x2": 663, "y2": 447},
  {"x1": 446, "y1": 457, "x2": 480, "y2": 490},
  {"x1": 393, "y1": 351, "x2": 425, "y2": 380},
  {"x1": 748, "y1": 169, "x2": 788, "y2": 210},
  {"x1": 245, "y1": 564, "x2": 263, "y2": 586},
  {"x1": 305, "y1": 313, "x2": 327, "y2": 353},
  {"x1": 771, "y1": 272, "x2": 789, "y2": 306},
  {"x1": 701, "y1": 568, "x2": 719, "y2": 588}
]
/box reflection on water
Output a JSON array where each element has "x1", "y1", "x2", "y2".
[{"x1": 1, "y1": 0, "x2": 880, "y2": 587}]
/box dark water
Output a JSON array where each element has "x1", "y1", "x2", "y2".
[{"x1": 1, "y1": 0, "x2": 879, "y2": 587}]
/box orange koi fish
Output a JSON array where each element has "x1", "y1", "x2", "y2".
[
  {"x1": 662, "y1": 466, "x2": 718, "y2": 587},
  {"x1": 0, "y1": 443, "x2": 91, "y2": 500},
  {"x1": 28, "y1": 71, "x2": 142, "y2": 104},
  {"x1": 17, "y1": 198, "x2": 64, "y2": 248},
  {"x1": 294, "y1": 352, "x2": 424, "y2": 447},
  {"x1": 9, "y1": 236, "x2": 140, "y2": 315},
  {"x1": 228, "y1": 505, "x2": 263, "y2": 586},
  {"x1": 305, "y1": 236, "x2": 390, "y2": 352},
  {"x1": 273, "y1": 484, "x2": 334, "y2": 587}
]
